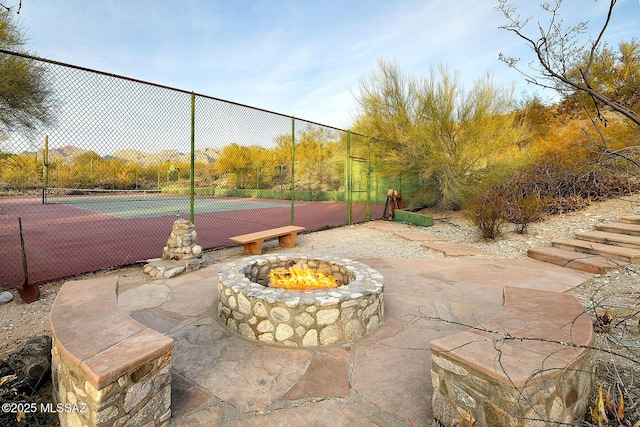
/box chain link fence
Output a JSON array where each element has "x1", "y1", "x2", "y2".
[{"x1": 0, "y1": 49, "x2": 419, "y2": 287}]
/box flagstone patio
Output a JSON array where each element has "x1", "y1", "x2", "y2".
[{"x1": 115, "y1": 255, "x2": 591, "y2": 426}]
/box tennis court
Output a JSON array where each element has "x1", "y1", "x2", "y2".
[
  {"x1": 45, "y1": 191, "x2": 297, "y2": 219},
  {"x1": 0, "y1": 48, "x2": 396, "y2": 289},
  {"x1": 1, "y1": 194, "x2": 384, "y2": 287}
]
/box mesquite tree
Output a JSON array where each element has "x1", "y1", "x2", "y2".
[{"x1": 0, "y1": 9, "x2": 53, "y2": 137}]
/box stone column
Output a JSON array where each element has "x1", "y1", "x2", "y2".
[{"x1": 162, "y1": 219, "x2": 202, "y2": 261}]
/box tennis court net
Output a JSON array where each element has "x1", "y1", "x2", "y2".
[{"x1": 43, "y1": 187, "x2": 215, "y2": 204}]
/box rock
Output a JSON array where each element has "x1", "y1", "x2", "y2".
[
  {"x1": 163, "y1": 266, "x2": 186, "y2": 278},
  {"x1": 0, "y1": 291, "x2": 14, "y2": 304}
]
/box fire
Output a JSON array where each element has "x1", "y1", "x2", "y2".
[{"x1": 269, "y1": 266, "x2": 339, "y2": 290}]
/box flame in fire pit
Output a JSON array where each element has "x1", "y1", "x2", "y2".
[{"x1": 269, "y1": 267, "x2": 339, "y2": 290}]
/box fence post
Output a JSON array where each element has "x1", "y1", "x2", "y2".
[
  {"x1": 190, "y1": 92, "x2": 195, "y2": 224},
  {"x1": 42, "y1": 135, "x2": 49, "y2": 204},
  {"x1": 290, "y1": 117, "x2": 295, "y2": 225},
  {"x1": 366, "y1": 137, "x2": 371, "y2": 221},
  {"x1": 346, "y1": 130, "x2": 352, "y2": 225}
]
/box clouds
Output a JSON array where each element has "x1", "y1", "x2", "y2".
[{"x1": 16, "y1": 0, "x2": 640, "y2": 129}]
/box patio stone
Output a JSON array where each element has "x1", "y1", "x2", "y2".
[
  {"x1": 281, "y1": 347, "x2": 351, "y2": 400},
  {"x1": 394, "y1": 231, "x2": 448, "y2": 242},
  {"x1": 170, "y1": 372, "x2": 211, "y2": 419},
  {"x1": 112, "y1": 256, "x2": 592, "y2": 425},
  {"x1": 421, "y1": 242, "x2": 494, "y2": 256}
]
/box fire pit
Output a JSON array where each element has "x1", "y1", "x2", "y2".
[{"x1": 217, "y1": 254, "x2": 384, "y2": 347}]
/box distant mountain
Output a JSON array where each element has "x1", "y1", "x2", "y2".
[
  {"x1": 32, "y1": 145, "x2": 91, "y2": 163},
  {"x1": 112, "y1": 148, "x2": 219, "y2": 165},
  {"x1": 34, "y1": 146, "x2": 220, "y2": 165},
  {"x1": 45, "y1": 145, "x2": 91, "y2": 162}
]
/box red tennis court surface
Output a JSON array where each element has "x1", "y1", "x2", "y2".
[{"x1": 0, "y1": 196, "x2": 384, "y2": 287}]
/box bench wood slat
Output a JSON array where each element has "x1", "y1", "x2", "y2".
[{"x1": 229, "y1": 225, "x2": 305, "y2": 254}]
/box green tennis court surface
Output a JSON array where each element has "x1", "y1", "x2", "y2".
[{"x1": 48, "y1": 195, "x2": 294, "y2": 219}]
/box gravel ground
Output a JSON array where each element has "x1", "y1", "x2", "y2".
[{"x1": 1, "y1": 194, "x2": 639, "y2": 422}]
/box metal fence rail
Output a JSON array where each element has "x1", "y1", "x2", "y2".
[{"x1": 0, "y1": 49, "x2": 414, "y2": 287}]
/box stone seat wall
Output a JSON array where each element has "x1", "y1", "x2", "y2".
[
  {"x1": 430, "y1": 286, "x2": 595, "y2": 426},
  {"x1": 49, "y1": 277, "x2": 173, "y2": 427}
]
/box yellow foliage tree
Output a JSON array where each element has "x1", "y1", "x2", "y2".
[{"x1": 354, "y1": 61, "x2": 529, "y2": 209}]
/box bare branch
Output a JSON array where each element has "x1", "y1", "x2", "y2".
[
  {"x1": 585, "y1": 0, "x2": 617, "y2": 75},
  {"x1": 0, "y1": 1, "x2": 22, "y2": 14},
  {"x1": 419, "y1": 311, "x2": 640, "y2": 367},
  {"x1": 497, "y1": 0, "x2": 640, "y2": 128}
]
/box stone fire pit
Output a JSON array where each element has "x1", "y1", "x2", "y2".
[{"x1": 217, "y1": 255, "x2": 384, "y2": 347}]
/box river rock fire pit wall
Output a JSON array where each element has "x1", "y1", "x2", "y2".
[{"x1": 217, "y1": 255, "x2": 384, "y2": 347}]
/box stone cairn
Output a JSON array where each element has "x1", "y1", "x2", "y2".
[{"x1": 144, "y1": 218, "x2": 203, "y2": 279}]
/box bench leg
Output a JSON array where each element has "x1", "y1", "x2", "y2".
[
  {"x1": 243, "y1": 240, "x2": 264, "y2": 255},
  {"x1": 279, "y1": 232, "x2": 298, "y2": 248}
]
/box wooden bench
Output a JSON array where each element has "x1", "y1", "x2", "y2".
[
  {"x1": 229, "y1": 225, "x2": 306, "y2": 254},
  {"x1": 429, "y1": 286, "x2": 595, "y2": 426}
]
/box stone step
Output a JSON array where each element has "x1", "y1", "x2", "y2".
[
  {"x1": 527, "y1": 247, "x2": 625, "y2": 274},
  {"x1": 551, "y1": 239, "x2": 640, "y2": 263},
  {"x1": 620, "y1": 215, "x2": 640, "y2": 225},
  {"x1": 595, "y1": 222, "x2": 640, "y2": 236},
  {"x1": 575, "y1": 230, "x2": 640, "y2": 250}
]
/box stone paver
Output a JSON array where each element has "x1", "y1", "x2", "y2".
[
  {"x1": 394, "y1": 231, "x2": 448, "y2": 242},
  {"x1": 421, "y1": 242, "x2": 494, "y2": 257},
  {"x1": 116, "y1": 257, "x2": 592, "y2": 426},
  {"x1": 229, "y1": 400, "x2": 392, "y2": 427},
  {"x1": 170, "y1": 374, "x2": 211, "y2": 419},
  {"x1": 281, "y1": 347, "x2": 351, "y2": 400},
  {"x1": 365, "y1": 221, "x2": 410, "y2": 232},
  {"x1": 177, "y1": 404, "x2": 224, "y2": 427}
]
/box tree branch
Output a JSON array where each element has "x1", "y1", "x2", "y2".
[
  {"x1": 0, "y1": 1, "x2": 21, "y2": 14},
  {"x1": 498, "y1": 0, "x2": 640, "y2": 128}
]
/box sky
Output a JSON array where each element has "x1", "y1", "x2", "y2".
[{"x1": 7, "y1": 0, "x2": 640, "y2": 131}]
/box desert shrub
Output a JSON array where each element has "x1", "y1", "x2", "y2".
[
  {"x1": 545, "y1": 194, "x2": 591, "y2": 214},
  {"x1": 504, "y1": 158, "x2": 640, "y2": 214},
  {"x1": 464, "y1": 191, "x2": 506, "y2": 240},
  {"x1": 502, "y1": 193, "x2": 548, "y2": 234},
  {"x1": 462, "y1": 151, "x2": 640, "y2": 238}
]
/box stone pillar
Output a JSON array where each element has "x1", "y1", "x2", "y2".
[
  {"x1": 162, "y1": 219, "x2": 202, "y2": 261},
  {"x1": 145, "y1": 219, "x2": 204, "y2": 279}
]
